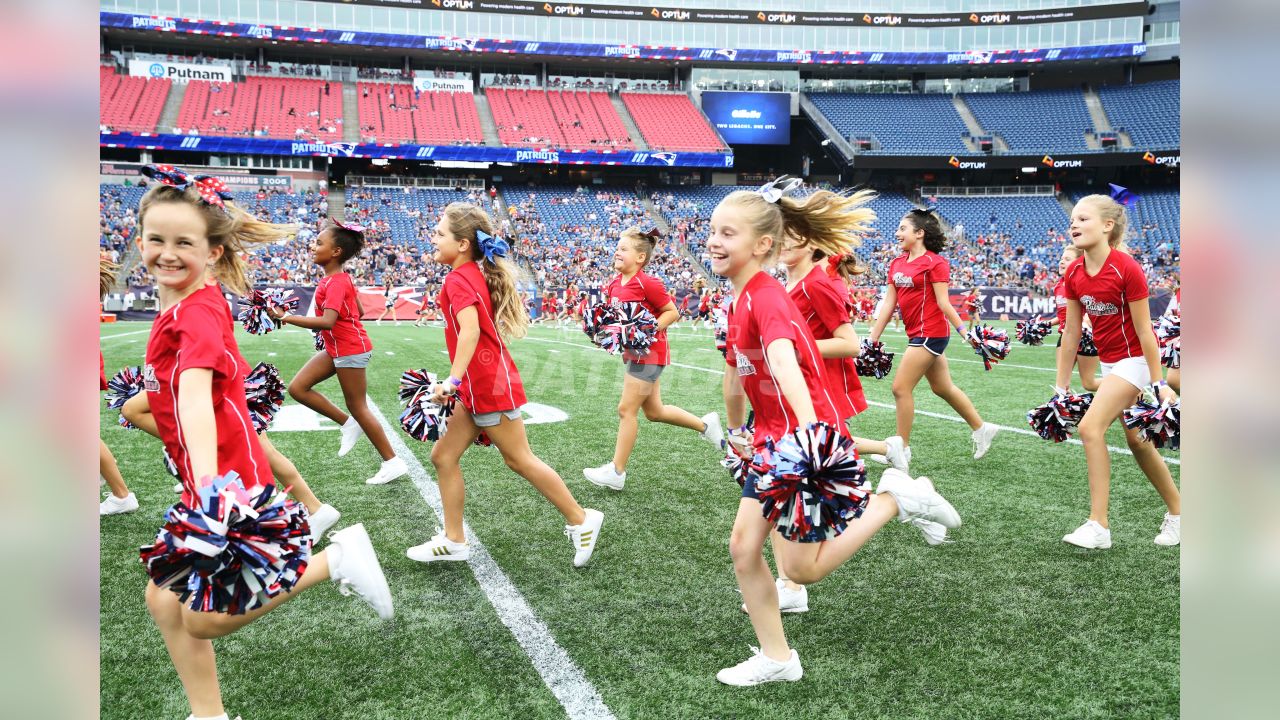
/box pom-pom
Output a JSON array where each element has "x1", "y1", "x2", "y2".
[
  {"x1": 1016, "y1": 315, "x2": 1052, "y2": 346},
  {"x1": 237, "y1": 288, "x2": 300, "y2": 336},
  {"x1": 754, "y1": 422, "x2": 870, "y2": 543},
  {"x1": 1077, "y1": 328, "x2": 1097, "y2": 356},
  {"x1": 397, "y1": 369, "x2": 491, "y2": 446},
  {"x1": 313, "y1": 332, "x2": 325, "y2": 352},
  {"x1": 1027, "y1": 391, "x2": 1094, "y2": 443},
  {"x1": 105, "y1": 366, "x2": 145, "y2": 429},
  {"x1": 242, "y1": 362, "x2": 284, "y2": 433},
  {"x1": 1155, "y1": 311, "x2": 1181, "y2": 369},
  {"x1": 965, "y1": 324, "x2": 1011, "y2": 371},
  {"x1": 139, "y1": 472, "x2": 311, "y2": 614},
  {"x1": 582, "y1": 302, "x2": 658, "y2": 356},
  {"x1": 1124, "y1": 394, "x2": 1180, "y2": 450},
  {"x1": 855, "y1": 339, "x2": 894, "y2": 379}
]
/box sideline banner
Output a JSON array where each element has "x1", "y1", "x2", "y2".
[
  {"x1": 949, "y1": 287, "x2": 1172, "y2": 321},
  {"x1": 127, "y1": 58, "x2": 232, "y2": 83}
]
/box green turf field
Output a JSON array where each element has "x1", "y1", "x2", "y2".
[{"x1": 99, "y1": 319, "x2": 1179, "y2": 720}]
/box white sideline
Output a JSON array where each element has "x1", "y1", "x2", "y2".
[
  {"x1": 363, "y1": 396, "x2": 618, "y2": 720},
  {"x1": 522, "y1": 335, "x2": 1179, "y2": 467},
  {"x1": 99, "y1": 328, "x2": 153, "y2": 340}
]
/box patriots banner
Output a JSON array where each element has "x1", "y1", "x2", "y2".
[
  {"x1": 101, "y1": 132, "x2": 734, "y2": 168},
  {"x1": 104, "y1": 13, "x2": 1145, "y2": 66}
]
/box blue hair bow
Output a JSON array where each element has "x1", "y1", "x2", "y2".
[
  {"x1": 757, "y1": 175, "x2": 803, "y2": 204},
  {"x1": 476, "y1": 230, "x2": 509, "y2": 264}
]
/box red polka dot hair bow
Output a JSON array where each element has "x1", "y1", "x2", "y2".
[
  {"x1": 140, "y1": 164, "x2": 234, "y2": 211},
  {"x1": 825, "y1": 253, "x2": 847, "y2": 277}
]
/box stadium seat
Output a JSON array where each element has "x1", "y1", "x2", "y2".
[
  {"x1": 174, "y1": 77, "x2": 342, "y2": 141},
  {"x1": 1096, "y1": 80, "x2": 1180, "y2": 149},
  {"x1": 357, "y1": 83, "x2": 484, "y2": 145},
  {"x1": 620, "y1": 93, "x2": 724, "y2": 152},
  {"x1": 806, "y1": 93, "x2": 970, "y2": 155},
  {"x1": 99, "y1": 67, "x2": 171, "y2": 134}
]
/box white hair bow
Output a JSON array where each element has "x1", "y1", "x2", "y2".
[{"x1": 757, "y1": 175, "x2": 803, "y2": 204}]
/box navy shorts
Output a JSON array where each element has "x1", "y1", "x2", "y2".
[
  {"x1": 908, "y1": 336, "x2": 950, "y2": 356},
  {"x1": 741, "y1": 469, "x2": 762, "y2": 500}
]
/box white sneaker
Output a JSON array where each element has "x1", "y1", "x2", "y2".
[
  {"x1": 1154, "y1": 513, "x2": 1180, "y2": 547},
  {"x1": 876, "y1": 469, "x2": 961, "y2": 530},
  {"x1": 583, "y1": 462, "x2": 626, "y2": 491},
  {"x1": 338, "y1": 416, "x2": 364, "y2": 457},
  {"x1": 741, "y1": 578, "x2": 809, "y2": 614},
  {"x1": 908, "y1": 518, "x2": 949, "y2": 546},
  {"x1": 406, "y1": 531, "x2": 471, "y2": 562},
  {"x1": 867, "y1": 454, "x2": 889, "y2": 465},
  {"x1": 366, "y1": 456, "x2": 408, "y2": 485},
  {"x1": 971, "y1": 422, "x2": 998, "y2": 459},
  {"x1": 1062, "y1": 519, "x2": 1112, "y2": 549},
  {"x1": 308, "y1": 504, "x2": 341, "y2": 546},
  {"x1": 716, "y1": 647, "x2": 803, "y2": 687},
  {"x1": 884, "y1": 435, "x2": 911, "y2": 473},
  {"x1": 173, "y1": 482, "x2": 183, "y2": 494},
  {"x1": 565, "y1": 508, "x2": 604, "y2": 567},
  {"x1": 699, "y1": 412, "x2": 724, "y2": 450},
  {"x1": 99, "y1": 492, "x2": 139, "y2": 516},
  {"x1": 328, "y1": 523, "x2": 394, "y2": 619}
]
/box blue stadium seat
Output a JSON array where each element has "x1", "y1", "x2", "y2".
[
  {"x1": 1096, "y1": 80, "x2": 1180, "y2": 149},
  {"x1": 808, "y1": 94, "x2": 970, "y2": 155},
  {"x1": 962, "y1": 89, "x2": 1096, "y2": 153}
]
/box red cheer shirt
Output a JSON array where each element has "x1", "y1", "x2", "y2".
[
  {"x1": 605, "y1": 270, "x2": 672, "y2": 365},
  {"x1": 1064, "y1": 249, "x2": 1150, "y2": 363},
  {"x1": 1054, "y1": 278, "x2": 1069, "y2": 333},
  {"x1": 788, "y1": 266, "x2": 867, "y2": 419},
  {"x1": 889, "y1": 251, "x2": 951, "y2": 338},
  {"x1": 315, "y1": 271, "x2": 372, "y2": 358},
  {"x1": 439, "y1": 261, "x2": 527, "y2": 413},
  {"x1": 725, "y1": 271, "x2": 842, "y2": 449},
  {"x1": 144, "y1": 284, "x2": 272, "y2": 505}
]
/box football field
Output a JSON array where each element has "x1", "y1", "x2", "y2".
[{"x1": 99, "y1": 319, "x2": 1179, "y2": 720}]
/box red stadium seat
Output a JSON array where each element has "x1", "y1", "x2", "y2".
[
  {"x1": 621, "y1": 93, "x2": 723, "y2": 152},
  {"x1": 99, "y1": 67, "x2": 171, "y2": 134}
]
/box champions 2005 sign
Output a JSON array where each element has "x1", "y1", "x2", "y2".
[
  {"x1": 103, "y1": 12, "x2": 1146, "y2": 66},
  {"x1": 99, "y1": 132, "x2": 734, "y2": 168}
]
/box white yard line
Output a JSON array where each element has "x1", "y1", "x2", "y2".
[
  {"x1": 99, "y1": 328, "x2": 153, "y2": 341},
  {"x1": 364, "y1": 396, "x2": 617, "y2": 720}
]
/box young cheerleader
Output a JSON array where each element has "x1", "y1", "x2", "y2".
[
  {"x1": 1056, "y1": 195, "x2": 1180, "y2": 549},
  {"x1": 1051, "y1": 244, "x2": 1100, "y2": 392},
  {"x1": 960, "y1": 286, "x2": 984, "y2": 325},
  {"x1": 869, "y1": 208, "x2": 999, "y2": 462},
  {"x1": 133, "y1": 168, "x2": 392, "y2": 720},
  {"x1": 582, "y1": 227, "x2": 723, "y2": 490},
  {"x1": 375, "y1": 283, "x2": 399, "y2": 325},
  {"x1": 711, "y1": 179, "x2": 961, "y2": 685},
  {"x1": 271, "y1": 221, "x2": 408, "y2": 485},
  {"x1": 407, "y1": 202, "x2": 605, "y2": 567},
  {"x1": 100, "y1": 258, "x2": 138, "y2": 516}
]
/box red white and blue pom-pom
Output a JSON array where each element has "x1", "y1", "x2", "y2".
[
  {"x1": 313, "y1": 332, "x2": 325, "y2": 352},
  {"x1": 754, "y1": 422, "x2": 870, "y2": 543},
  {"x1": 1155, "y1": 311, "x2": 1181, "y2": 369},
  {"x1": 139, "y1": 472, "x2": 311, "y2": 614},
  {"x1": 397, "y1": 369, "x2": 491, "y2": 446},
  {"x1": 243, "y1": 362, "x2": 284, "y2": 433},
  {"x1": 1123, "y1": 394, "x2": 1180, "y2": 450},
  {"x1": 582, "y1": 302, "x2": 658, "y2": 356},
  {"x1": 721, "y1": 412, "x2": 758, "y2": 486},
  {"x1": 1016, "y1": 315, "x2": 1052, "y2": 346},
  {"x1": 1027, "y1": 391, "x2": 1094, "y2": 443},
  {"x1": 965, "y1": 324, "x2": 1011, "y2": 371},
  {"x1": 1078, "y1": 328, "x2": 1098, "y2": 356},
  {"x1": 856, "y1": 339, "x2": 894, "y2": 379},
  {"x1": 237, "y1": 288, "x2": 300, "y2": 335},
  {"x1": 105, "y1": 366, "x2": 145, "y2": 429}
]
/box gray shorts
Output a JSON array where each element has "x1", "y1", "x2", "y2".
[
  {"x1": 625, "y1": 362, "x2": 665, "y2": 383},
  {"x1": 472, "y1": 408, "x2": 522, "y2": 428},
  {"x1": 333, "y1": 351, "x2": 373, "y2": 369}
]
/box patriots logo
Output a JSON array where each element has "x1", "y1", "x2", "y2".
[
  {"x1": 651, "y1": 152, "x2": 678, "y2": 166},
  {"x1": 330, "y1": 142, "x2": 357, "y2": 157},
  {"x1": 715, "y1": 48, "x2": 738, "y2": 61}
]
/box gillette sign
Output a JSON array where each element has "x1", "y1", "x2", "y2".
[
  {"x1": 128, "y1": 59, "x2": 232, "y2": 84},
  {"x1": 701, "y1": 92, "x2": 790, "y2": 145}
]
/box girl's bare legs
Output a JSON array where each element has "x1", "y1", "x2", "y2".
[
  {"x1": 100, "y1": 440, "x2": 130, "y2": 499},
  {"x1": 924, "y1": 354, "x2": 983, "y2": 430},
  {"x1": 335, "y1": 367, "x2": 395, "y2": 461},
  {"x1": 776, "y1": 492, "x2": 899, "y2": 585},
  {"x1": 731, "y1": 499, "x2": 790, "y2": 662},
  {"x1": 428, "y1": 405, "x2": 484, "y2": 544},
  {"x1": 483, "y1": 410, "x2": 587, "y2": 526},
  {"x1": 287, "y1": 352, "x2": 347, "y2": 425},
  {"x1": 890, "y1": 346, "x2": 935, "y2": 444}
]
